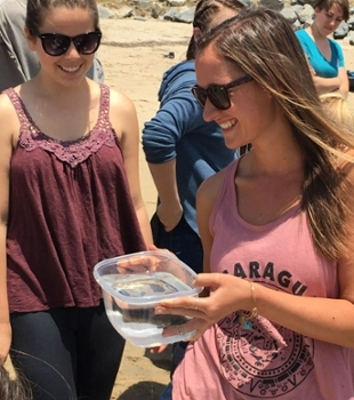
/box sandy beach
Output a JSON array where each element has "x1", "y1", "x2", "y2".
[{"x1": 5, "y1": 15, "x2": 354, "y2": 400}]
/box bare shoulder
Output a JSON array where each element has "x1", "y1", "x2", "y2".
[
  {"x1": 0, "y1": 91, "x2": 15, "y2": 114},
  {"x1": 107, "y1": 87, "x2": 139, "y2": 141},
  {"x1": 198, "y1": 166, "x2": 229, "y2": 206},
  {"x1": 109, "y1": 87, "x2": 136, "y2": 115},
  {"x1": 0, "y1": 92, "x2": 19, "y2": 142}
]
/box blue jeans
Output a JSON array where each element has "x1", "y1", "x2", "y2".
[
  {"x1": 151, "y1": 213, "x2": 203, "y2": 274},
  {"x1": 159, "y1": 382, "x2": 173, "y2": 400}
]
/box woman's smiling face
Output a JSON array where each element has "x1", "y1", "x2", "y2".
[
  {"x1": 27, "y1": 6, "x2": 97, "y2": 87},
  {"x1": 195, "y1": 44, "x2": 279, "y2": 150}
]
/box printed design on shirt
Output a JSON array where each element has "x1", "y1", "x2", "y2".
[{"x1": 216, "y1": 310, "x2": 315, "y2": 398}]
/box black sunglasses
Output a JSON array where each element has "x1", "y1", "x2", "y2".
[
  {"x1": 191, "y1": 75, "x2": 254, "y2": 110},
  {"x1": 34, "y1": 30, "x2": 102, "y2": 57}
]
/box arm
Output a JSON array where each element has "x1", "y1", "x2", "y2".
[
  {"x1": 312, "y1": 68, "x2": 348, "y2": 96},
  {"x1": 0, "y1": 94, "x2": 16, "y2": 364},
  {"x1": 142, "y1": 74, "x2": 205, "y2": 231},
  {"x1": 196, "y1": 171, "x2": 225, "y2": 274},
  {"x1": 337, "y1": 44, "x2": 348, "y2": 95},
  {"x1": 338, "y1": 66, "x2": 349, "y2": 95},
  {"x1": 110, "y1": 89, "x2": 153, "y2": 247},
  {"x1": 147, "y1": 160, "x2": 183, "y2": 232},
  {"x1": 312, "y1": 74, "x2": 342, "y2": 94}
]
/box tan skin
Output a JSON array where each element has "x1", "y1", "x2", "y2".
[
  {"x1": 155, "y1": 44, "x2": 354, "y2": 349},
  {"x1": 0, "y1": 6, "x2": 152, "y2": 364}
]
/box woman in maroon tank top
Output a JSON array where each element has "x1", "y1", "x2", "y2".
[{"x1": 0, "y1": 0, "x2": 152, "y2": 399}]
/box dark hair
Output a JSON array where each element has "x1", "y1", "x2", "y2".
[
  {"x1": 186, "y1": 0, "x2": 244, "y2": 60},
  {"x1": 0, "y1": 364, "x2": 31, "y2": 400},
  {"x1": 313, "y1": 0, "x2": 349, "y2": 21},
  {"x1": 25, "y1": 0, "x2": 99, "y2": 34},
  {"x1": 197, "y1": 7, "x2": 354, "y2": 260}
]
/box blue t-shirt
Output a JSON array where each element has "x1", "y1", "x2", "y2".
[{"x1": 295, "y1": 29, "x2": 345, "y2": 78}]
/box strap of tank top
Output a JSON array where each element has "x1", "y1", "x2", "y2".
[
  {"x1": 209, "y1": 158, "x2": 240, "y2": 236},
  {"x1": 224, "y1": 158, "x2": 240, "y2": 196},
  {"x1": 96, "y1": 84, "x2": 112, "y2": 131},
  {"x1": 3, "y1": 88, "x2": 35, "y2": 132}
]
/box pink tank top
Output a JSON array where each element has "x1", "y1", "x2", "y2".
[{"x1": 172, "y1": 159, "x2": 354, "y2": 400}]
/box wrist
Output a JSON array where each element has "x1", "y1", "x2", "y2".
[
  {"x1": 240, "y1": 280, "x2": 258, "y2": 330},
  {"x1": 159, "y1": 198, "x2": 182, "y2": 209}
]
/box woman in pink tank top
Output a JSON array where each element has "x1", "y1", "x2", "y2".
[{"x1": 156, "y1": 7, "x2": 354, "y2": 400}]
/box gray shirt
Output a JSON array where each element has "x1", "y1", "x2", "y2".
[{"x1": 0, "y1": 0, "x2": 104, "y2": 92}]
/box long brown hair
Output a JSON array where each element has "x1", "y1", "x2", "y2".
[{"x1": 197, "y1": 7, "x2": 354, "y2": 260}]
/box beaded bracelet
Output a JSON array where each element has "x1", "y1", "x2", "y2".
[{"x1": 240, "y1": 280, "x2": 258, "y2": 330}]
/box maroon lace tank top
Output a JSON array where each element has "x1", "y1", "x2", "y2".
[{"x1": 5, "y1": 84, "x2": 146, "y2": 312}]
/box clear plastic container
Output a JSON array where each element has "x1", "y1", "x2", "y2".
[{"x1": 93, "y1": 250, "x2": 203, "y2": 347}]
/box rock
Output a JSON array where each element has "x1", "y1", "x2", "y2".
[
  {"x1": 281, "y1": 6, "x2": 298, "y2": 24},
  {"x1": 98, "y1": 5, "x2": 115, "y2": 19},
  {"x1": 348, "y1": 31, "x2": 354, "y2": 45},
  {"x1": 115, "y1": 5, "x2": 134, "y2": 18},
  {"x1": 99, "y1": 0, "x2": 354, "y2": 41},
  {"x1": 348, "y1": 15, "x2": 354, "y2": 30},
  {"x1": 333, "y1": 20, "x2": 349, "y2": 39},
  {"x1": 151, "y1": 2, "x2": 163, "y2": 18},
  {"x1": 163, "y1": 7, "x2": 181, "y2": 21},
  {"x1": 292, "y1": 19, "x2": 302, "y2": 30},
  {"x1": 259, "y1": 0, "x2": 283, "y2": 10},
  {"x1": 173, "y1": 7, "x2": 195, "y2": 23},
  {"x1": 167, "y1": 0, "x2": 187, "y2": 6},
  {"x1": 295, "y1": 4, "x2": 314, "y2": 24}
]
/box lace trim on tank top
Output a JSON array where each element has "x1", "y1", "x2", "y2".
[{"x1": 5, "y1": 84, "x2": 116, "y2": 168}]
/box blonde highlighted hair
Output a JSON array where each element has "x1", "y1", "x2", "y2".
[
  {"x1": 197, "y1": 7, "x2": 354, "y2": 260},
  {"x1": 320, "y1": 92, "x2": 354, "y2": 130}
]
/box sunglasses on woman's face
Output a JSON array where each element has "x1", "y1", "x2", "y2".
[
  {"x1": 34, "y1": 30, "x2": 102, "y2": 57},
  {"x1": 191, "y1": 75, "x2": 254, "y2": 110}
]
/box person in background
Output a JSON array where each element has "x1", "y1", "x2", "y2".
[
  {"x1": 320, "y1": 91, "x2": 354, "y2": 128},
  {"x1": 142, "y1": 0, "x2": 243, "y2": 276},
  {"x1": 0, "y1": 0, "x2": 104, "y2": 92},
  {"x1": 156, "y1": 7, "x2": 354, "y2": 399},
  {"x1": 295, "y1": 0, "x2": 349, "y2": 95},
  {"x1": 142, "y1": 1, "x2": 244, "y2": 398},
  {"x1": 0, "y1": 0, "x2": 152, "y2": 399}
]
